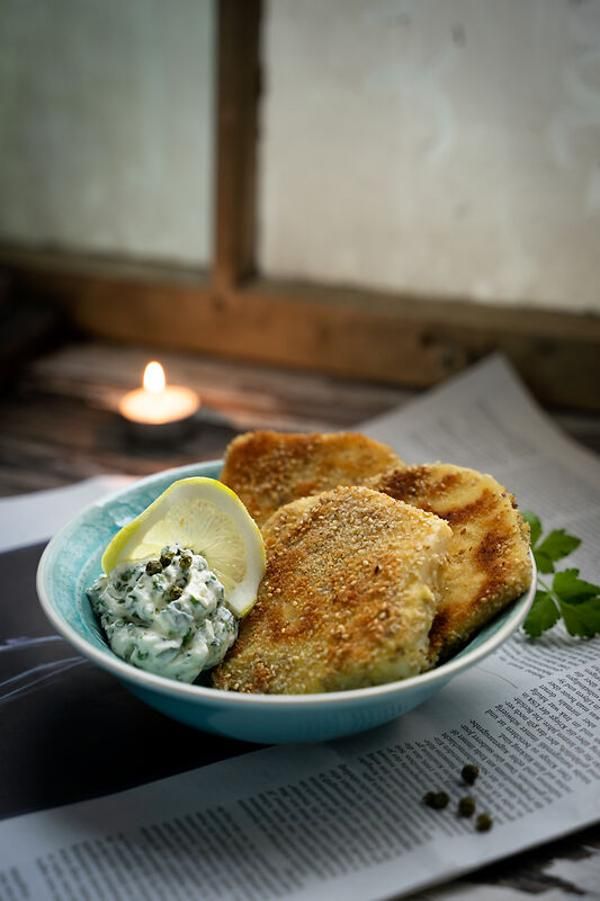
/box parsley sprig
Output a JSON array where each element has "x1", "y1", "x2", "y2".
[{"x1": 522, "y1": 512, "x2": 600, "y2": 639}]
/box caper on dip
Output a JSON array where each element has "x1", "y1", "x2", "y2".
[{"x1": 87, "y1": 545, "x2": 237, "y2": 683}]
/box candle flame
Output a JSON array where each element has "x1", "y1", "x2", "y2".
[{"x1": 143, "y1": 361, "x2": 166, "y2": 394}]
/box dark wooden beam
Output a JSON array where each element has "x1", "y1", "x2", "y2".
[
  {"x1": 6, "y1": 249, "x2": 598, "y2": 411},
  {"x1": 213, "y1": 0, "x2": 261, "y2": 293}
]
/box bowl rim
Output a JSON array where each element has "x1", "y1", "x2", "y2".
[{"x1": 37, "y1": 460, "x2": 537, "y2": 708}]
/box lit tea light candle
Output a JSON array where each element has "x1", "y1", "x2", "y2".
[{"x1": 119, "y1": 361, "x2": 200, "y2": 440}]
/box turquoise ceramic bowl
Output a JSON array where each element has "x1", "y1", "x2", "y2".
[{"x1": 37, "y1": 461, "x2": 536, "y2": 744}]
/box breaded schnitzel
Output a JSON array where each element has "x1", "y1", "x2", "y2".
[
  {"x1": 212, "y1": 486, "x2": 451, "y2": 694},
  {"x1": 220, "y1": 431, "x2": 401, "y2": 526},
  {"x1": 368, "y1": 464, "x2": 532, "y2": 661}
]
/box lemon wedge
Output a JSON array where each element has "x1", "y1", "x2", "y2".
[{"x1": 101, "y1": 477, "x2": 266, "y2": 617}]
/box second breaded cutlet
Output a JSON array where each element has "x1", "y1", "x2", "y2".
[
  {"x1": 220, "y1": 431, "x2": 401, "y2": 526},
  {"x1": 368, "y1": 464, "x2": 532, "y2": 662},
  {"x1": 212, "y1": 486, "x2": 451, "y2": 694}
]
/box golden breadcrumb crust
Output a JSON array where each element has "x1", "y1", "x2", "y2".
[
  {"x1": 220, "y1": 431, "x2": 401, "y2": 526},
  {"x1": 368, "y1": 464, "x2": 532, "y2": 661},
  {"x1": 212, "y1": 486, "x2": 451, "y2": 694}
]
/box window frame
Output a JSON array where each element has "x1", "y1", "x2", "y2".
[{"x1": 1, "y1": 0, "x2": 599, "y2": 411}]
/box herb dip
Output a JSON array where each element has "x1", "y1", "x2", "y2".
[{"x1": 87, "y1": 545, "x2": 237, "y2": 683}]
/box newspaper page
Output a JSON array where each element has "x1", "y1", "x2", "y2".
[
  {"x1": 0, "y1": 355, "x2": 598, "y2": 901},
  {"x1": 0, "y1": 476, "x2": 131, "y2": 553}
]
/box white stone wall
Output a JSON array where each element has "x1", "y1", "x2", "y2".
[
  {"x1": 0, "y1": 0, "x2": 214, "y2": 265},
  {"x1": 259, "y1": 0, "x2": 600, "y2": 312}
]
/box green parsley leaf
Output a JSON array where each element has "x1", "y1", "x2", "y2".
[
  {"x1": 534, "y1": 550, "x2": 556, "y2": 574},
  {"x1": 553, "y1": 569, "x2": 598, "y2": 603},
  {"x1": 523, "y1": 590, "x2": 560, "y2": 638},
  {"x1": 523, "y1": 513, "x2": 581, "y2": 573},
  {"x1": 553, "y1": 570, "x2": 600, "y2": 637},
  {"x1": 559, "y1": 596, "x2": 600, "y2": 638},
  {"x1": 534, "y1": 529, "x2": 581, "y2": 573},
  {"x1": 522, "y1": 514, "x2": 600, "y2": 641},
  {"x1": 522, "y1": 511, "x2": 542, "y2": 547}
]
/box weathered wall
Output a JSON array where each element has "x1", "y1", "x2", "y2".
[
  {"x1": 2, "y1": 0, "x2": 599, "y2": 313},
  {"x1": 0, "y1": 0, "x2": 214, "y2": 265},
  {"x1": 259, "y1": 0, "x2": 600, "y2": 312}
]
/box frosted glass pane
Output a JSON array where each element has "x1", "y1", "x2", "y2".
[
  {"x1": 0, "y1": 0, "x2": 214, "y2": 265},
  {"x1": 259, "y1": 0, "x2": 600, "y2": 312}
]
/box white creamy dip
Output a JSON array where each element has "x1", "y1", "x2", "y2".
[{"x1": 88, "y1": 545, "x2": 237, "y2": 682}]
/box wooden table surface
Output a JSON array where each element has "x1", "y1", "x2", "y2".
[{"x1": 2, "y1": 340, "x2": 599, "y2": 899}]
